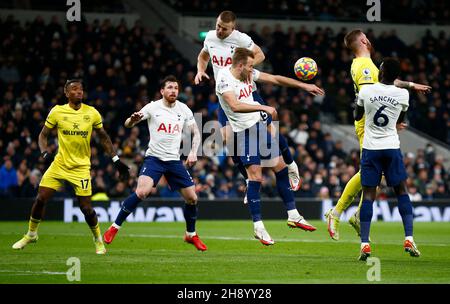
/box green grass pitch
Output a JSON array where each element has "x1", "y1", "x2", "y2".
[{"x1": 1, "y1": 220, "x2": 449, "y2": 284}]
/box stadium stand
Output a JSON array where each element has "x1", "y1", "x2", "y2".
[
  {"x1": 167, "y1": 0, "x2": 450, "y2": 25},
  {"x1": 0, "y1": 14, "x2": 448, "y2": 200}
]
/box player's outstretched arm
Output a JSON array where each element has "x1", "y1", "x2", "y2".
[
  {"x1": 185, "y1": 123, "x2": 201, "y2": 168},
  {"x1": 96, "y1": 127, "x2": 130, "y2": 180},
  {"x1": 222, "y1": 91, "x2": 278, "y2": 120},
  {"x1": 194, "y1": 50, "x2": 211, "y2": 85},
  {"x1": 124, "y1": 112, "x2": 144, "y2": 128},
  {"x1": 38, "y1": 126, "x2": 54, "y2": 161},
  {"x1": 257, "y1": 72, "x2": 325, "y2": 96},
  {"x1": 394, "y1": 79, "x2": 431, "y2": 94}
]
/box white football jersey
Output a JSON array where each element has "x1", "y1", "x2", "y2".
[
  {"x1": 139, "y1": 99, "x2": 196, "y2": 161},
  {"x1": 216, "y1": 67, "x2": 262, "y2": 132},
  {"x1": 357, "y1": 83, "x2": 409, "y2": 150},
  {"x1": 203, "y1": 30, "x2": 255, "y2": 83}
]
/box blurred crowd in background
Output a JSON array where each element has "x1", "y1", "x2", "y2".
[
  {"x1": 0, "y1": 14, "x2": 448, "y2": 200},
  {"x1": 168, "y1": 0, "x2": 450, "y2": 25}
]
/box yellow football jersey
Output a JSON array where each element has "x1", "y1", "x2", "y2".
[
  {"x1": 350, "y1": 57, "x2": 379, "y2": 145},
  {"x1": 350, "y1": 56, "x2": 379, "y2": 94},
  {"x1": 44, "y1": 103, "x2": 103, "y2": 169}
]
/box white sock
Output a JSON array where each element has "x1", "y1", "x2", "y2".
[
  {"x1": 27, "y1": 231, "x2": 37, "y2": 237},
  {"x1": 332, "y1": 208, "x2": 342, "y2": 218},
  {"x1": 361, "y1": 242, "x2": 370, "y2": 248},
  {"x1": 287, "y1": 209, "x2": 301, "y2": 219},
  {"x1": 112, "y1": 223, "x2": 121, "y2": 229},
  {"x1": 186, "y1": 231, "x2": 197, "y2": 237},
  {"x1": 253, "y1": 220, "x2": 265, "y2": 230},
  {"x1": 405, "y1": 236, "x2": 414, "y2": 242},
  {"x1": 287, "y1": 161, "x2": 298, "y2": 170}
]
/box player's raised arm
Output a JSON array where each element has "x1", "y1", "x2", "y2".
[
  {"x1": 96, "y1": 127, "x2": 130, "y2": 180},
  {"x1": 394, "y1": 79, "x2": 431, "y2": 94},
  {"x1": 256, "y1": 72, "x2": 325, "y2": 96},
  {"x1": 194, "y1": 50, "x2": 211, "y2": 84},
  {"x1": 252, "y1": 43, "x2": 265, "y2": 65},
  {"x1": 124, "y1": 112, "x2": 144, "y2": 128}
]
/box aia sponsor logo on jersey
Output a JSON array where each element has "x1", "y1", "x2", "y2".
[
  {"x1": 238, "y1": 84, "x2": 253, "y2": 100},
  {"x1": 157, "y1": 123, "x2": 181, "y2": 134},
  {"x1": 212, "y1": 55, "x2": 232, "y2": 67}
]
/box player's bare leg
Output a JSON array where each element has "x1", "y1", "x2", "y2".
[
  {"x1": 78, "y1": 195, "x2": 106, "y2": 254},
  {"x1": 104, "y1": 175, "x2": 153, "y2": 245},
  {"x1": 271, "y1": 156, "x2": 316, "y2": 231},
  {"x1": 12, "y1": 186, "x2": 55, "y2": 250},
  {"x1": 267, "y1": 123, "x2": 301, "y2": 191},
  {"x1": 180, "y1": 186, "x2": 207, "y2": 251}
]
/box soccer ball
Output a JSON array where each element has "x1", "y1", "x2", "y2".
[{"x1": 294, "y1": 57, "x2": 318, "y2": 81}]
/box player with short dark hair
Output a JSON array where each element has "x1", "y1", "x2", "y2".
[
  {"x1": 216, "y1": 47, "x2": 323, "y2": 245},
  {"x1": 103, "y1": 76, "x2": 207, "y2": 251},
  {"x1": 12, "y1": 79, "x2": 130, "y2": 254},
  {"x1": 195, "y1": 11, "x2": 323, "y2": 199},
  {"x1": 354, "y1": 58, "x2": 420, "y2": 260},
  {"x1": 325, "y1": 29, "x2": 432, "y2": 241}
]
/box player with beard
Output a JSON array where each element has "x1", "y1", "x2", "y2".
[
  {"x1": 325, "y1": 29, "x2": 431, "y2": 241},
  {"x1": 195, "y1": 11, "x2": 323, "y2": 198},
  {"x1": 216, "y1": 48, "x2": 323, "y2": 245},
  {"x1": 103, "y1": 76, "x2": 207, "y2": 251}
]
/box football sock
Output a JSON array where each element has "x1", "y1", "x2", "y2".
[
  {"x1": 278, "y1": 134, "x2": 294, "y2": 165},
  {"x1": 287, "y1": 209, "x2": 301, "y2": 219},
  {"x1": 360, "y1": 199, "x2": 373, "y2": 243},
  {"x1": 114, "y1": 193, "x2": 142, "y2": 226},
  {"x1": 231, "y1": 156, "x2": 248, "y2": 179},
  {"x1": 334, "y1": 171, "x2": 362, "y2": 214},
  {"x1": 397, "y1": 194, "x2": 414, "y2": 237},
  {"x1": 90, "y1": 223, "x2": 101, "y2": 241},
  {"x1": 27, "y1": 217, "x2": 41, "y2": 237},
  {"x1": 247, "y1": 181, "x2": 262, "y2": 222},
  {"x1": 275, "y1": 167, "x2": 296, "y2": 211},
  {"x1": 184, "y1": 203, "x2": 198, "y2": 233},
  {"x1": 253, "y1": 220, "x2": 265, "y2": 230}
]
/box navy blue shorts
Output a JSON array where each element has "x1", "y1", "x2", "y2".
[
  {"x1": 234, "y1": 122, "x2": 280, "y2": 166},
  {"x1": 139, "y1": 156, "x2": 194, "y2": 190},
  {"x1": 361, "y1": 148, "x2": 407, "y2": 187},
  {"x1": 218, "y1": 91, "x2": 271, "y2": 127}
]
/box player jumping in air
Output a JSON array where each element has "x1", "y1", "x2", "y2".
[
  {"x1": 195, "y1": 11, "x2": 323, "y2": 198},
  {"x1": 103, "y1": 76, "x2": 207, "y2": 251},
  {"x1": 354, "y1": 58, "x2": 420, "y2": 260},
  {"x1": 325, "y1": 29, "x2": 431, "y2": 240},
  {"x1": 216, "y1": 48, "x2": 324, "y2": 245},
  {"x1": 12, "y1": 79, "x2": 130, "y2": 254}
]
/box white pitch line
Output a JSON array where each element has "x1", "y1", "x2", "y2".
[
  {"x1": 2, "y1": 231, "x2": 449, "y2": 247},
  {"x1": 0, "y1": 270, "x2": 66, "y2": 276}
]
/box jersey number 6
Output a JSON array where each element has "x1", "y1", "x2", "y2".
[{"x1": 374, "y1": 105, "x2": 389, "y2": 127}]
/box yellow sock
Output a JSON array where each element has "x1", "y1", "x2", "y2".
[
  {"x1": 90, "y1": 223, "x2": 101, "y2": 240},
  {"x1": 27, "y1": 217, "x2": 41, "y2": 236},
  {"x1": 334, "y1": 171, "x2": 362, "y2": 215}
]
